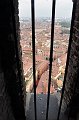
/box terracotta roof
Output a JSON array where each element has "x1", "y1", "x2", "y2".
[
  {"x1": 36, "y1": 71, "x2": 55, "y2": 94},
  {"x1": 35, "y1": 55, "x2": 45, "y2": 62}
]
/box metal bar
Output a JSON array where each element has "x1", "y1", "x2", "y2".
[
  {"x1": 31, "y1": 0, "x2": 37, "y2": 120},
  {"x1": 57, "y1": 1, "x2": 77, "y2": 120},
  {"x1": 46, "y1": 0, "x2": 56, "y2": 120}
]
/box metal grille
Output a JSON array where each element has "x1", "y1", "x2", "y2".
[{"x1": 30, "y1": 0, "x2": 76, "y2": 120}]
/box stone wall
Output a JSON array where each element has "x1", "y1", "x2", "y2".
[
  {"x1": 0, "y1": 67, "x2": 15, "y2": 120},
  {"x1": 61, "y1": 0, "x2": 79, "y2": 119},
  {"x1": 0, "y1": 0, "x2": 26, "y2": 120}
]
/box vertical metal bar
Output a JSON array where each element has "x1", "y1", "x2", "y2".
[
  {"x1": 46, "y1": 0, "x2": 56, "y2": 120},
  {"x1": 57, "y1": 1, "x2": 77, "y2": 120},
  {"x1": 31, "y1": 0, "x2": 37, "y2": 120}
]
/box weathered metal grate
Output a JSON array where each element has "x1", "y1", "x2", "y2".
[{"x1": 31, "y1": 0, "x2": 77, "y2": 120}]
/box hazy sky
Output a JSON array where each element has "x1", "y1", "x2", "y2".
[{"x1": 19, "y1": 0, "x2": 73, "y2": 18}]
